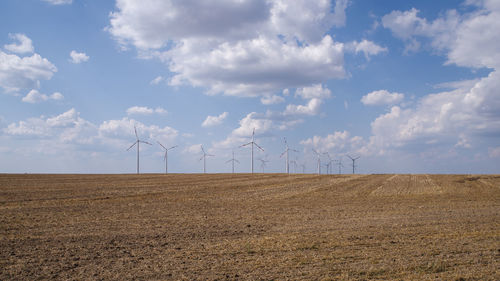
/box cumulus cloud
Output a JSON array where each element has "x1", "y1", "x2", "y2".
[
  {"x1": 382, "y1": 7, "x2": 461, "y2": 54},
  {"x1": 202, "y1": 112, "x2": 228, "y2": 127},
  {"x1": 367, "y1": 71, "x2": 500, "y2": 153},
  {"x1": 300, "y1": 130, "x2": 365, "y2": 154},
  {"x1": 368, "y1": 1, "x2": 500, "y2": 155},
  {"x1": 295, "y1": 84, "x2": 332, "y2": 99},
  {"x1": 4, "y1": 108, "x2": 96, "y2": 144},
  {"x1": 69, "y1": 50, "x2": 89, "y2": 64},
  {"x1": 261, "y1": 95, "x2": 285, "y2": 105},
  {"x1": 184, "y1": 144, "x2": 203, "y2": 154},
  {"x1": 99, "y1": 117, "x2": 177, "y2": 142},
  {"x1": 21, "y1": 89, "x2": 64, "y2": 103},
  {"x1": 150, "y1": 76, "x2": 164, "y2": 85},
  {"x1": 4, "y1": 33, "x2": 34, "y2": 54},
  {"x1": 361, "y1": 90, "x2": 404, "y2": 106},
  {"x1": 126, "y1": 106, "x2": 167, "y2": 115},
  {"x1": 3, "y1": 108, "x2": 180, "y2": 160},
  {"x1": 0, "y1": 50, "x2": 57, "y2": 93},
  {"x1": 347, "y1": 39, "x2": 388, "y2": 59},
  {"x1": 42, "y1": 0, "x2": 72, "y2": 5},
  {"x1": 107, "y1": 0, "x2": 355, "y2": 97},
  {"x1": 166, "y1": 35, "x2": 345, "y2": 97},
  {"x1": 284, "y1": 98, "x2": 323, "y2": 116}
]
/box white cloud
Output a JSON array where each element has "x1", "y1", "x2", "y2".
[
  {"x1": 21, "y1": 89, "x2": 64, "y2": 103},
  {"x1": 347, "y1": 39, "x2": 387, "y2": 59},
  {"x1": 108, "y1": 0, "x2": 349, "y2": 97},
  {"x1": 295, "y1": 84, "x2": 331, "y2": 99},
  {"x1": 382, "y1": 8, "x2": 461, "y2": 54},
  {"x1": 300, "y1": 130, "x2": 365, "y2": 154},
  {"x1": 260, "y1": 95, "x2": 285, "y2": 105},
  {"x1": 184, "y1": 144, "x2": 202, "y2": 154},
  {"x1": 99, "y1": 117, "x2": 177, "y2": 143},
  {"x1": 368, "y1": 1, "x2": 500, "y2": 156},
  {"x1": 150, "y1": 76, "x2": 164, "y2": 85},
  {"x1": 0, "y1": 50, "x2": 57, "y2": 93},
  {"x1": 4, "y1": 108, "x2": 96, "y2": 145},
  {"x1": 4, "y1": 33, "x2": 34, "y2": 54},
  {"x1": 126, "y1": 106, "x2": 167, "y2": 115},
  {"x1": 166, "y1": 35, "x2": 345, "y2": 97},
  {"x1": 361, "y1": 90, "x2": 404, "y2": 106},
  {"x1": 365, "y1": 70, "x2": 500, "y2": 154},
  {"x1": 284, "y1": 98, "x2": 323, "y2": 116},
  {"x1": 69, "y1": 50, "x2": 89, "y2": 64},
  {"x1": 202, "y1": 112, "x2": 228, "y2": 127},
  {"x1": 42, "y1": 0, "x2": 72, "y2": 5},
  {"x1": 489, "y1": 146, "x2": 500, "y2": 158}
]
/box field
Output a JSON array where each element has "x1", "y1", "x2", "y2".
[{"x1": 0, "y1": 174, "x2": 499, "y2": 280}]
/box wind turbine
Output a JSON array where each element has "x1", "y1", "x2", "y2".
[
  {"x1": 335, "y1": 156, "x2": 344, "y2": 174},
  {"x1": 323, "y1": 152, "x2": 334, "y2": 174},
  {"x1": 300, "y1": 162, "x2": 306, "y2": 174},
  {"x1": 127, "y1": 126, "x2": 152, "y2": 174},
  {"x1": 200, "y1": 145, "x2": 215, "y2": 173},
  {"x1": 157, "y1": 141, "x2": 177, "y2": 174},
  {"x1": 280, "y1": 137, "x2": 298, "y2": 174},
  {"x1": 290, "y1": 157, "x2": 298, "y2": 173},
  {"x1": 239, "y1": 128, "x2": 264, "y2": 174},
  {"x1": 225, "y1": 150, "x2": 240, "y2": 174},
  {"x1": 258, "y1": 157, "x2": 270, "y2": 173},
  {"x1": 347, "y1": 155, "x2": 360, "y2": 174},
  {"x1": 312, "y1": 149, "x2": 322, "y2": 175}
]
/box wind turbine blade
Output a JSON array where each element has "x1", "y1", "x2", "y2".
[
  {"x1": 168, "y1": 145, "x2": 178, "y2": 150},
  {"x1": 312, "y1": 149, "x2": 318, "y2": 155},
  {"x1": 225, "y1": 159, "x2": 232, "y2": 163},
  {"x1": 199, "y1": 156, "x2": 204, "y2": 161},
  {"x1": 239, "y1": 142, "x2": 252, "y2": 147},
  {"x1": 141, "y1": 140, "x2": 152, "y2": 145},
  {"x1": 291, "y1": 149, "x2": 299, "y2": 153},
  {"x1": 254, "y1": 142, "x2": 264, "y2": 151},
  {"x1": 235, "y1": 159, "x2": 240, "y2": 164},
  {"x1": 207, "y1": 154, "x2": 215, "y2": 157},
  {"x1": 134, "y1": 126, "x2": 138, "y2": 140},
  {"x1": 157, "y1": 141, "x2": 167, "y2": 150},
  {"x1": 127, "y1": 141, "x2": 137, "y2": 151},
  {"x1": 201, "y1": 145, "x2": 205, "y2": 153}
]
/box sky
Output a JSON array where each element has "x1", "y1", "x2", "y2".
[{"x1": 0, "y1": 0, "x2": 499, "y2": 174}]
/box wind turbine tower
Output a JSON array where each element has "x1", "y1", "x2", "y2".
[
  {"x1": 335, "y1": 156, "x2": 344, "y2": 174},
  {"x1": 290, "y1": 157, "x2": 298, "y2": 173},
  {"x1": 157, "y1": 141, "x2": 177, "y2": 174},
  {"x1": 347, "y1": 155, "x2": 360, "y2": 174},
  {"x1": 225, "y1": 150, "x2": 240, "y2": 173},
  {"x1": 239, "y1": 128, "x2": 264, "y2": 174},
  {"x1": 312, "y1": 149, "x2": 322, "y2": 175},
  {"x1": 200, "y1": 145, "x2": 215, "y2": 173},
  {"x1": 258, "y1": 157, "x2": 269, "y2": 173},
  {"x1": 127, "y1": 126, "x2": 152, "y2": 174},
  {"x1": 300, "y1": 162, "x2": 306, "y2": 174},
  {"x1": 323, "y1": 152, "x2": 334, "y2": 174},
  {"x1": 280, "y1": 137, "x2": 298, "y2": 174}
]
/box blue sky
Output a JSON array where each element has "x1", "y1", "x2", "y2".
[{"x1": 1, "y1": 0, "x2": 499, "y2": 174}]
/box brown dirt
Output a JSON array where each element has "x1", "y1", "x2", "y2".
[{"x1": 0, "y1": 173, "x2": 499, "y2": 280}]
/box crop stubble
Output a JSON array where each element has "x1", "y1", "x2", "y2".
[{"x1": 0, "y1": 174, "x2": 499, "y2": 280}]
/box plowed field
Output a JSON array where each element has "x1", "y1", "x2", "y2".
[{"x1": 1, "y1": 174, "x2": 499, "y2": 280}]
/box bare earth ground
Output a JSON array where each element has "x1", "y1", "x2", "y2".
[{"x1": 0, "y1": 174, "x2": 499, "y2": 280}]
